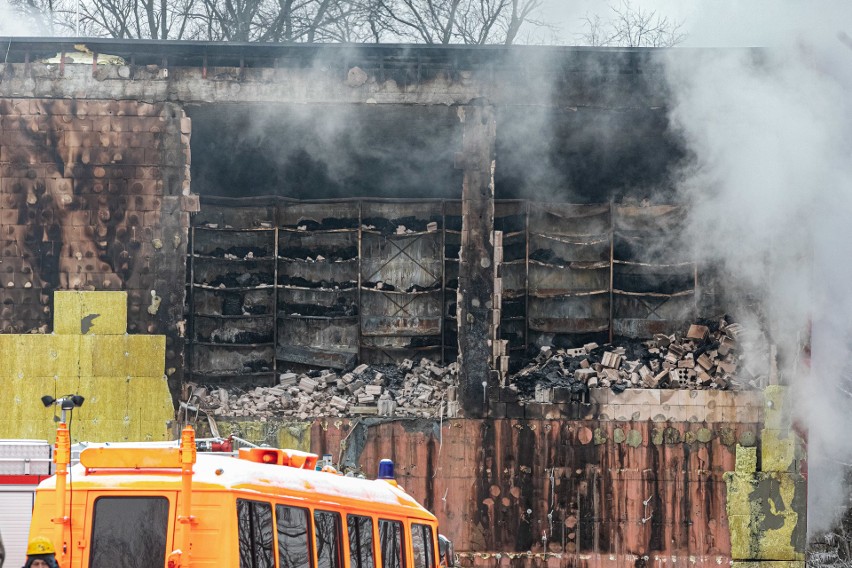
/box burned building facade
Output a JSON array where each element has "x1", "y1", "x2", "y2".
[{"x1": 0, "y1": 39, "x2": 805, "y2": 568}]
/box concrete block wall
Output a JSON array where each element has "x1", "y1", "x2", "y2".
[{"x1": 0, "y1": 291, "x2": 173, "y2": 441}]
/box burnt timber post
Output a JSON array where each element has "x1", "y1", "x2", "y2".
[{"x1": 456, "y1": 103, "x2": 496, "y2": 417}]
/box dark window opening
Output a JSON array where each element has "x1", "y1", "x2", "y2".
[
  {"x1": 277, "y1": 504, "x2": 313, "y2": 568},
  {"x1": 411, "y1": 524, "x2": 434, "y2": 568},
  {"x1": 347, "y1": 515, "x2": 375, "y2": 568},
  {"x1": 379, "y1": 519, "x2": 405, "y2": 568},
  {"x1": 238, "y1": 499, "x2": 274, "y2": 568},
  {"x1": 88, "y1": 496, "x2": 169, "y2": 568}
]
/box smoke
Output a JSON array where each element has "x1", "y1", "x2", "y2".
[
  {"x1": 664, "y1": 4, "x2": 852, "y2": 536},
  {"x1": 0, "y1": 0, "x2": 44, "y2": 36}
]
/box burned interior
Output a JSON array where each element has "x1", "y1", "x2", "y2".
[
  {"x1": 182, "y1": 92, "x2": 718, "y2": 392},
  {"x1": 0, "y1": 39, "x2": 806, "y2": 566}
]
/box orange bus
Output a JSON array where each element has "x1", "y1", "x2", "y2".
[{"x1": 27, "y1": 424, "x2": 453, "y2": 568}]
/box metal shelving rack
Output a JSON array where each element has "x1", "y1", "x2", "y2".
[
  {"x1": 186, "y1": 207, "x2": 278, "y2": 386},
  {"x1": 182, "y1": 198, "x2": 699, "y2": 381},
  {"x1": 358, "y1": 199, "x2": 444, "y2": 365}
]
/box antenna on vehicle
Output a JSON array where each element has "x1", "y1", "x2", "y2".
[{"x1": 41, "y1": 393, "x2": 84, "y2": 567}]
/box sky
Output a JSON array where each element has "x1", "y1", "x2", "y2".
[
  {"x1": 540, "y1": 0, "x2": 850, "y2": 47},
  {"x1": 537, "y1": 0, "x2": 694, "y2": 44}
]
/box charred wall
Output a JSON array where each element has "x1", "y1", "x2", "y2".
[
  {"x1": 0, "y1": 41, "x2": 729, "y2": 396},
  {"x1": 0, "y1": 98, "x2": 194, "y2": 395},
  {"x1": 187, "y1": 104, "x2": 463, "y2": 199}
]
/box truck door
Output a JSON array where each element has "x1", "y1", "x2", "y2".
[
  {"x1": 0, "y1": 487, "x2": 35, "y2": 568},
  {"x1": 81, "y1": 492, "x2": 177, "y2": 568}
]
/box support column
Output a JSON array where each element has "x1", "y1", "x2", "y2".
[{"x1": 456, "y1": 103, "x2": 496, "y2": 417}]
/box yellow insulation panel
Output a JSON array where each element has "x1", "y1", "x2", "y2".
[
  {"x1": 81, "y1": 291, "x2": 128, "y2": 335},
  {"x1": 1, "y1": 291, "x2": 172, "y2": 442},
  {"x1": 53, "y1": 291, "x2": 83, "y2": 334},
  {"x1": 126, "y1": 335, "x2": 166, "y2": 377}
]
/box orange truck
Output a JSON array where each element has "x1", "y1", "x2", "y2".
[{"x1": 27, "y1": 421, "x2": 453, "y2": 568}]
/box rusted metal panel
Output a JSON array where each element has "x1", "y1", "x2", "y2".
[
  {"x1": 278, "y1": 315, "x2": 358, "y2": 351},
  {"x1": 529, "y1": 233, "x2": 610, "y2": 263},
  {"x1": 305, "y1": 418, "x2": 749, "y2": 567},
  {"x1": 529, "y1": 317, "x2": 610, "y2": 334},
  {"x1": 611, "y1": 318, "x2": 684, "y2": 338},
  {"x1": 279, "y1": 201, "x2": 360, "y2": 227},
  {"x1": 360, "y1": 315, "x2": 442, "y2": 337},
  {"x1": 528, "y1": 203, "x2": 611, "y2": 237},
  {"x1": 529, "y1": 295, "x2": 609, "y2": 323},
  {"x1": 277, "y1": 344, "x2": 356, "y2": 369},
  {"x1": 529, "y1": 263, "x2": 609, "y2": 295}
]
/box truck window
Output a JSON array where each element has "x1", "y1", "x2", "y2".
[
  {"x1": 411, "y1": 524, "x2": 434, "y2": 568},
  {"x1": 314, "y1": 510, "x2": 343, "y2": 568},
  {"x1": 88, "y1": 496, "x2": 168, "y2": 568},
  {"x1": 347, "y1": 515, "x2": 375, "y2": 568},
  {"x1": 237, "y1": 499, "x2": 274, "y2": 568},
  {"x1": 277, "y1": 505, "x2": 312, "y2": 568},
  {"x1": 379, "y1": 520, "x2": 405, "y2": 568}
]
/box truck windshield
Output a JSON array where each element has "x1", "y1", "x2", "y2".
[{"x1": 88, "y1": 496, "x2": 169, "y2": 568}]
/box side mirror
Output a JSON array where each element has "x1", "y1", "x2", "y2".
[{"x1": 438, "y1": 534, "x2": 454, "y2": 568}]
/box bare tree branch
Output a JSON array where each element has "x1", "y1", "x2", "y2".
[
  {"x1": 577, "y1": 0, "x2": 686, "y2": 48},
  {"x1": 7, "y1": 0, "x2": 544, "y2": 44}
]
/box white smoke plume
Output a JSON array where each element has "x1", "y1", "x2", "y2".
[
  {"x1": 665, "y1": 2, "x2": 852, "y2": 536},
  {"x1": 0, "y1": 0, "x2": 43, "y2": 36}
]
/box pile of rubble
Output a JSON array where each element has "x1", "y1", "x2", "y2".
[
  {"x1": 191, "y1": 359, "x2": 460, "y2": 420},
  {"x1": 511, "y1": 317, "x2": 756, "y2": 401},
  {"x1": 188, "y1": 317, "x2": 759, "y2": 420}
]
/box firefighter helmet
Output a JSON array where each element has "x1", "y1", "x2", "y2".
[{"x1": 27, "y1": 536, "x2": 55, "y2": 556}]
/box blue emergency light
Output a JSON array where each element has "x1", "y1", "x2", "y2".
[{"x1": 378, "y1": 459, "x2": 395, "y2": 480}]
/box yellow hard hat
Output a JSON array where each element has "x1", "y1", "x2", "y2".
[{"x1": 27, "y1": 536, "x2": 55, "y2": 555}]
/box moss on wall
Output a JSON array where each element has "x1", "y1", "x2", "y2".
[
  {"x1": 215, "y1": 420, "x2": 312, "y2": 451},
  {"x1": 725, "y1": 386, "x2": 806, "y2": 564}
]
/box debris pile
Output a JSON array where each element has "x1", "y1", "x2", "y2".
[
  {"x1": 191, "y1": 359, "x2": 460, "y2": 420},
  {"x1": 188, "y1": 318, "x2": 760, "y2": 420},
  {"x1": 510, "y1": 317, "x2": 758, "y2": 400}
]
